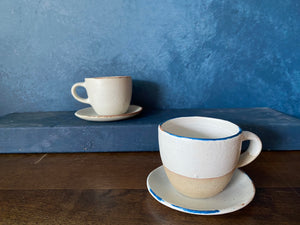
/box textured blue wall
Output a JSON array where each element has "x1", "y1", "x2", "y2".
[{"x1": 0, "y1": 0, "x2": 299, "y2": 118}]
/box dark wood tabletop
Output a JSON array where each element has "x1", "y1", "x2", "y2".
[{"x1": 0, "y1": 151, "x2": 299, "y2": 225}]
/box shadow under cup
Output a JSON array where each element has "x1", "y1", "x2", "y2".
[{"x1": 158, "y1": 116, "x2": 262, "y2": 198}]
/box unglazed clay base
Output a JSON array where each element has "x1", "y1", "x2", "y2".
[
  {"x1": 146, "y1": 166, "x2": 255, "y2": 215},
  {"x1": 75, "y1": 105, "x2": 142, "y2": 122},
  {"x1": 164, "y1": 166, "x2": 234, "y2": 198}
]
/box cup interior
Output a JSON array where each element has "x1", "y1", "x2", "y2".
[{"x1": 160, "y1": 117, "x2": 241, "y2": 140}]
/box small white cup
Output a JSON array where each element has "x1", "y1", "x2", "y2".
[
  {"x1": 159, "y1": 116, "x2": 262, "y2": 198},
  {"x1": 71, "y1": 76, "x2": 132, "y2": 116}
]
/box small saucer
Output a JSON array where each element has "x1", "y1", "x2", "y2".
[
  {"x1": 146, "y1": 166, "x2": 255, "y2": 215},
  {"x1": 75, "y1": 105, "x2": 142, "y2": 122}
]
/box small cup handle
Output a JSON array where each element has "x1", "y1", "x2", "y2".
[
  {"x1": 71, "y1": 82, "x2": 89, "y2": 104},
  {"x1": 237, "y1": 131, "x2": 262, "y2": 168}
]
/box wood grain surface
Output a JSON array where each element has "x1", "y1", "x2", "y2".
[{"x1": 0, "y1": 151, "x2": 299, "y2": 225}]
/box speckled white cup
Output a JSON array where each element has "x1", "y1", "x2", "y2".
[
  {"x1": 159, "y1": 116, "x2": 262, "y2": 198},
  {"x1": 71, "y1": 76, "x2": 132, "y2": 116}
]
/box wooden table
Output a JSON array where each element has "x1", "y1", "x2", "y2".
[{"x1": 0, "y1": 151, "x2": 299, "y2": 225}]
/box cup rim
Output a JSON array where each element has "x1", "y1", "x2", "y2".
[
  {"x1": 159, "y1": 116, "x2": 242, "y2": 141},
  {"x1": 85, "y1": 76, "x2": 131, "y2": 80}
]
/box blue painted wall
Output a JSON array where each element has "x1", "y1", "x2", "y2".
[{"x1": 0, "y1": 0, "x2": 299, "y2": 118}]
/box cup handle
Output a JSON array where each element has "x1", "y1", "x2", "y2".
[
  {"x1": 71, "y1": 82, "x2": 89, "y2": 104},
  {"x1": 237, "y1": 131, "x2": 262, "y2": 168}
]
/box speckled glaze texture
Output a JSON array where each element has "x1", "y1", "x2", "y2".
[
  {"x1": 0, "y1": 1, "x2": 299, "y2": 117},
  {"x1": 158, "y1": 116, "x2": 262, "y2": 198},
  {"x1": 158, "y1": 117, "x2": 262, "y2": 179},
  {"x1": 71, "y1": 76, "x2": 132, "y2": 115}
]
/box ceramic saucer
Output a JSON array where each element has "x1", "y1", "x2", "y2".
[
  {"x1": 146, "y1": 166, "x2": 255, "y2": 215},
  {"x1": 75, "y1": 105, "x2": 142, "y2": 122}
]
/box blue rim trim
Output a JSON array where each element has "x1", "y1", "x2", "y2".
[
  {"x1": 159, "y1": 117, "x2": 243, "y2": 141},
  {"x1": 170, "y1": 204, "x2": 220, "y2": 214},
  {"x1": 149, "y1": 188, "x2": 163, "y2": 201},
  {"x1": 149, "y1": 188, "x2": 220, "y2": 215}
]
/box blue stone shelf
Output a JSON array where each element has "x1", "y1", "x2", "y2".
[{"x1": 0, "y1": 107, "x2": 299, "y2": 153}]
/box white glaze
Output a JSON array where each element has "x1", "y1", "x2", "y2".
[
  {"x1": 74, "y1": 105, "x2": 142, "y2": 122},
  {"x1": 159, "y1": 116, "x2": 262, "y2": 179},
  {"x1": 71, "y1": 76, "x2": 132, "y2": 116}
]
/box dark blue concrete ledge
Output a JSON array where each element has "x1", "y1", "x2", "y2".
[{"x1": 0, "y1": 107, "x2": 299, "y2": 153}]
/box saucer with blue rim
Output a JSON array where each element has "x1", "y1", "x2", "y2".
[{"x1": 146, "y1": 166, "x2": 255, "y2": 215}]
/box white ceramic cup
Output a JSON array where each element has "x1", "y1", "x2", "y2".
[
  {"x1": 71, "y1": 76, "x2": 132, "y2": 116},
  {"x1": 158, "y1": 116, "x2": 262, "y2": 198}
]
